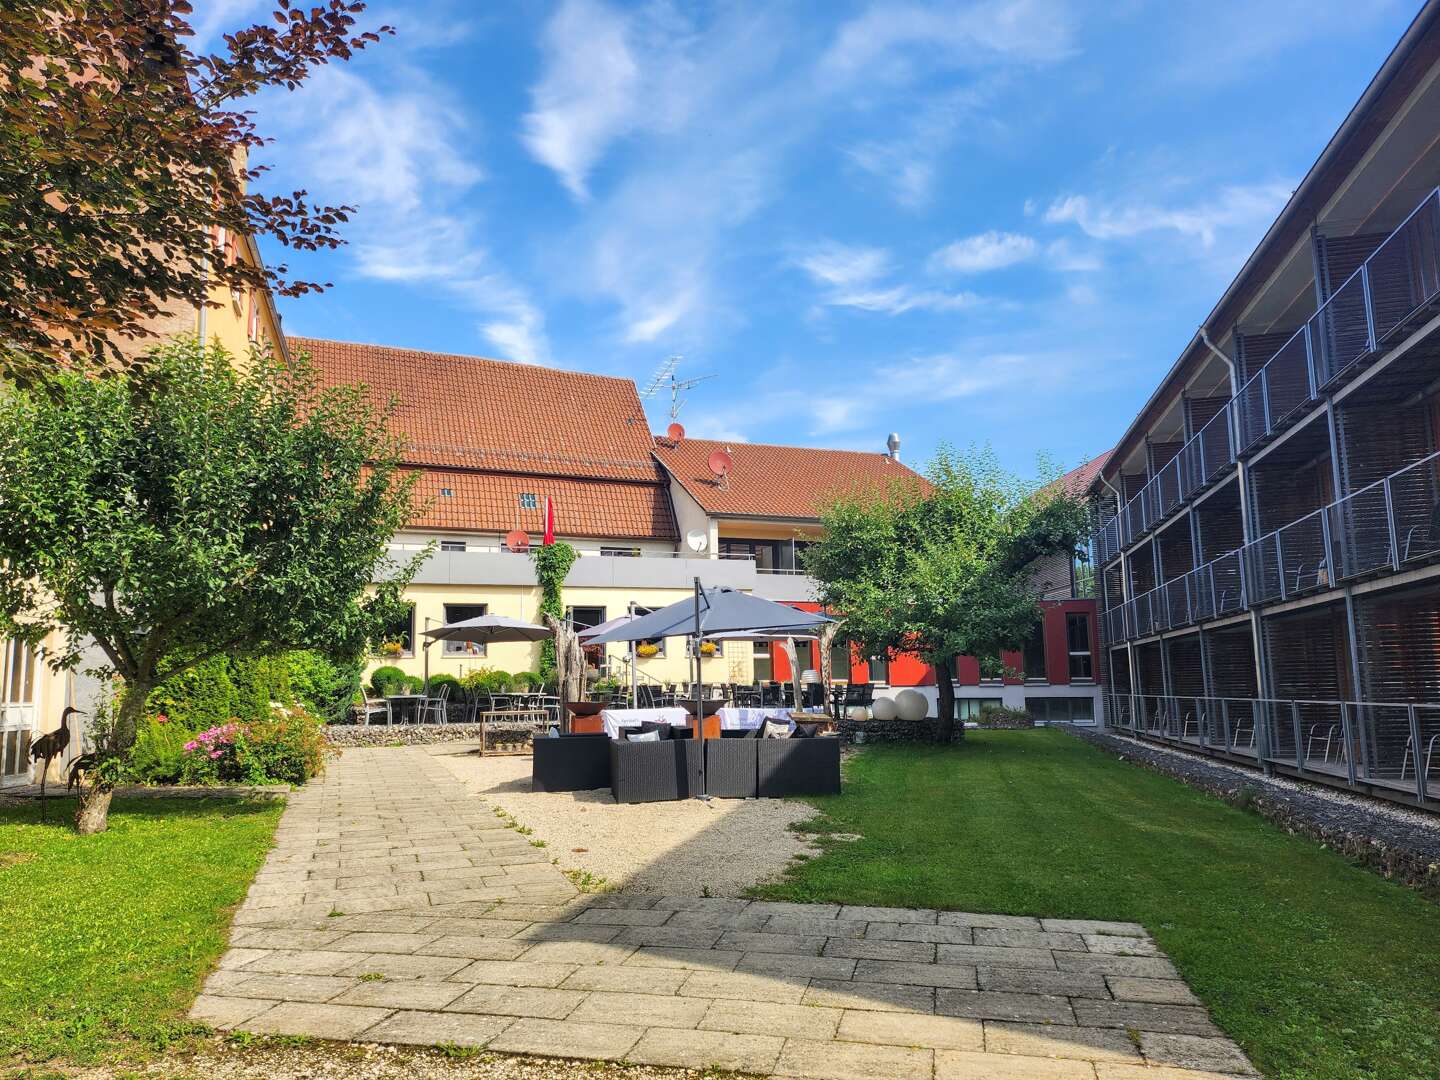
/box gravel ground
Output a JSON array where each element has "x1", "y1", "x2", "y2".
[
  {"x1": 100, "y1": 1038, "x2": 743, "y2": 1080},
  {"x1": 427, "y1": 744, "x2": 820, "y2": 897}
]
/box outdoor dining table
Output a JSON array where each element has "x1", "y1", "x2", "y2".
[
  {"x1": 599, "y1": 706, "x2": 690, "y2": 739},
  {"x1": 716, "y1": 706, "x2": 795, "y2": 732},
  {"x1": 383, "y1": 693, "x2": 427, "y2": 724}
]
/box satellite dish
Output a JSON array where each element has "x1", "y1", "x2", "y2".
[
  {"x1": 707, "y1": 448, "x2": 732, "y2": 478},
  {"x1": 686, "y1": 528, "x2": 708, "y2": 553},
  {"x1": 666, "y1": 421, "x2": 685, "y2": 441},
  {"x1": 504, "y1": 529, "x2": 530, "y2": 553}
]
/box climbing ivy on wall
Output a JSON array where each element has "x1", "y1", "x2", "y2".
[{"x1": 532, "y1": 541, "x2": 577, "y2": 678}]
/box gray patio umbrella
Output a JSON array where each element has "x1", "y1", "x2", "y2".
[
  {"x1": 582, "y1": 587, "x2": 831, "y2": 646},
  {"x1": 584, "y1": 582, "x2": 833, "y2": 797},
  {"x1": 420, "y1": 615, "x2": 553, "y2": 687}
]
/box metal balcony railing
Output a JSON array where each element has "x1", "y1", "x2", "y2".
[
  {"x1": 1097, "y1": 450, "x2": 1440, "y2": 645},
  {"x1": 1102, "y1": 691, "x2": 1437, "y2": 803},
  {"x1": 1091, "y1": 187, "x2": 1440, "y2": 565},
  {"x1": 1091, "y1": 401, "x2": 1239, "y2": 564}
]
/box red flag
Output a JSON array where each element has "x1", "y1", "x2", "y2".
[{"x1": 542, "y1": 495, "x2": 556, "y2": 545}]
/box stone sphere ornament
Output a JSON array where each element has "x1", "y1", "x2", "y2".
[
  {"x1": 847, "y1": 705, "x2": 870, "y2": 722},
  {"x1": 870, "y1": 696, "x2": 898, "y2": 721},
  {"x1": 894, "y1": 689, "x2": 929, "y2": 723}
]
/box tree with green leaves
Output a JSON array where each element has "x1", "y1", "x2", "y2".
[
  {"x1": 803, "y1": 446, "x2": 1091, "y2": 743},
  {"x1": 0, "y1": 0, "x2": 391, "y2": 384},
  {"x1": 0, "y1": 338, "x2": 420, "y2": 832}
]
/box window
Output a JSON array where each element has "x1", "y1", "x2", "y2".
[
  {"x1": 1027, "y1": 696, "x2": 1095, "y2": 725},
  {"x1": 719, "y1": 537, "x2": 806, "y2": 572},
  {"x1": 566, "y1": 606, "x2": 606, "y2": 631},
  {"x1": 979, "y1": 657, "x2": 1003, "y2": 684},
  {"x1": 957, "y1": 698, "x2": 1003, "y2": 721},
  {"x1": 753, "y1": 640, "x2": 773, "y2": 682},
  {"x1": 633, "y1": 606, "x2": 665, "y2": 656},
  {"x1": 688, "y1": 637, "x2": 723, "y2": 657},
  {"x1": 440, "y1": 539, "x2": 466, "y2": 552},
  {"x1": 440, "y1": 487, "x2": 454, "y2": 497},
  {"x1": 443, "y1": 603, "x2": 487, "y2": 655},
  {"x1": 867, "y1": 654, "x2": 889, "y2": 684},
  {"x1": 1066, "y1": 613, "x2": 1094, "y2": 680},
  {"x1": 829, "y1": 638, "x2": 851, "y2": 683},
  {"x1": 518, "y1": 492, "x2": 538, "y2": 509},
  {"x1": 376, "y1": 604, "x2": 415, "y2": 657},
  {"x1": 600, "y1": 546, "x2": 640, "y2": 558},
  {"x1": 1022, "y1": 619, "x2": 1047, "y2": 682}
]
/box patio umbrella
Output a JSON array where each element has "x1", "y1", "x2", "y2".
[
  {"x1": 578, "y1": 611, "x2": 641, "y2": 706},
  {"x1": 420, "y1": 614, "x2": 553, "y2": 688},
  {"x1": 585, "y1": 583, "x2": 833, "y2": 797},
  {"x1": 582, "y1": 587, "x2": 831, "y2": 645}
]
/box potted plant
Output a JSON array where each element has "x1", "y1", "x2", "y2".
[
  {"x1": 636, "y1": 642, "x2": 659, "y2": 658},
  {"x1": 379, "y1": 640, "x2": 404, "y2": 658},
  {"x1": 698, "y1": 641, "x2": 717, "y2": 656}
]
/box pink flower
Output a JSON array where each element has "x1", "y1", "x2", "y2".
[
  {"x1": 209, "y1": 750, "x2": 222, "y2": 759},
  {"x1": 183, "y1": 741, "x2": 197, "y2": 752}
]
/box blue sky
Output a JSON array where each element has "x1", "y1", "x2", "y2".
[{"x1": 215, "y1": 0, "x2": 1419, "y2": 477}]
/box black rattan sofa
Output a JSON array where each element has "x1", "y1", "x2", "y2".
[
  {"x1": 758, "y1": 737, "x2": 842, "y2": 796},
  {"x1": 609, "y1": 738, "x2": 704, "y2": 803},
  {"x1": 531, "y1": 732, "x2": 611, "y2": 792}
]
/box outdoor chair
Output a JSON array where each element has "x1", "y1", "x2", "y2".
[
  {"x1": 532, "y1": 733, "x2": 611, "y2": 792},
  {"x1": 1402, "y1": 500, "x2": 1440, "y2": 562},
  {"x1": 1181, "y1": 712, "x2": 1199, "y2": 739},
  {"x1": 1400, "y1": 732, "x2": 1438, "y2": 780},
  {"x1": 609, "y1": 738, "x2": 703, "y2": 803},
  {"x1": 832, "y1": 682, "x2": 873, "y2": 720},
  {"x1": 1305, "y1": 723, "x2": 1342, "y2": 764},
  {"x1": 1292, "y1": 558, "x2": 1329, "y2": 593},
  {"x1": 423, "y1": 683, "x2": 451, "y2": 724},
  {"x1": 360, "y1": 694, "x2": 390, "y2": 726},
  {"x1": 757, "y1": 737, "x2": 841, "y2": 797}
]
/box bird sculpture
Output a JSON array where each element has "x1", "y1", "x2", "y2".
[{"x1": 28, "y1": 706, "x2": 79, "y2": 822}]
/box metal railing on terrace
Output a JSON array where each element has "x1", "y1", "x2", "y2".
[
  {"x1": 1103, "y1": 691, "x2": 1437, "y2": 804},
  {"x1": 1098, "y1": 449, "x2": 1440, "y2": 642},
  {"x1": 1091, "y1": 187, "x2": 1440, "y2": 565}
]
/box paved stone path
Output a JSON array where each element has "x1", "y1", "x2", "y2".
[{"x1": 195, "y1": 747, "x2": 1258, "y2": 1079}]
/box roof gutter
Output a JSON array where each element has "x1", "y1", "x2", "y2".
[{"x1": 1098, "y1": 0, "x2": 1440, "y2": 481}]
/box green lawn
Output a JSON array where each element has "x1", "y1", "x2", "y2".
[
  {"x1": 758, "y1": 730, "x2": 1440, "y2": 1080},
  {"x1": 0, "y1": 795, "x2": 283, "y2": 1066}
]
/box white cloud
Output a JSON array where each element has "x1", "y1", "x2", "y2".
[
  {"x1": 796, "y1": 243, "x2": 892, "y2": 288},
  {"x1": 795, "y1": 241, "x2": 982, "y2": 316},
  {"x1": 263, "y1": 67, "x2": 550, "y2": 364},
  {"x1": 522, "y1": 0, "x2": 640, "y2": 200},
  {"x1": 820, "y1": 0, "x2": 1075, "y2": 85},
  {"x1": 1043, "y1": 183, "x2": 1292, "y2": 249},
  {"x1": 930, "y1": 231, "x2": 1037, "y2": 273}
]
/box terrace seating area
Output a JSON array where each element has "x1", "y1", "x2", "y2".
[{"x1": 533, "y1": 707, "x2": 843, "y2": 804}]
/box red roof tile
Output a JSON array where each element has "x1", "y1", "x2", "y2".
[
  {"x1": 408, "y1": 469, "x2": 676, "y2": 542},
  {"x1": 294, "y1": 337, "x2": 660, "y2": 482},
  {"x1": 652, "y1": 437, "x2": 928, "y2": 520},
  {"x1": 1053, "y1": 450, "x2": 1113, "y2": 497}
]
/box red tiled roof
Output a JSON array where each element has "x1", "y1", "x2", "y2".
[
  {"x1": 1055, "y1": 450, "x2": 1113, "y2": 497},
  {"x1": 294, "y1": 337, "x2": 660, "y2": 482},
  {"x1": 409, "y1": 469, "x2": 677, "y2": 542},
  {"x1": 652, "y1": 437, "x2": 929, "y2": 520}
]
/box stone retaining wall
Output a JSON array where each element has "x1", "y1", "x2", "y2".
[
  {"x1": 324, "y1": 724, "x2": 488, "y2": 748},
  {"x1": 1063, "y1": 725, "x2": 1440, "y2": 900}
]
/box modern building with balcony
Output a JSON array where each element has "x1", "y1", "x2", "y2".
[{"x1": 1088, "y1": 1, "x2": 1440, "y2": 807}]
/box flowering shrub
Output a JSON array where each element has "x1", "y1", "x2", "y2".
[{"x1": 178, "y1": 706, "x2": 329, "y2": 786}]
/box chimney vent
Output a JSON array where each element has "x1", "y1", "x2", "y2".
[{"x1": 885, "y1": 432, "x2": 901, "y2": 462}]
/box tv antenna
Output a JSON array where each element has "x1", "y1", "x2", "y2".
[{"x1": 639, "y1": 355, "x2": 716, "y2": 421}]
